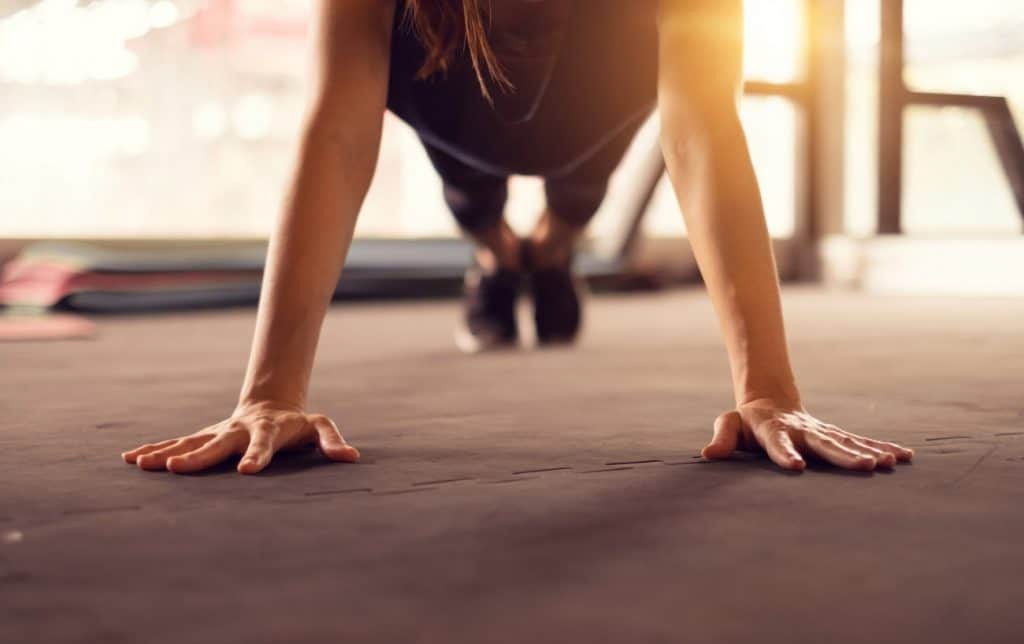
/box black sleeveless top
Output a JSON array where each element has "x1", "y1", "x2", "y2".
[{"x1": 386, "y1": 0, "x2": 660, "y2": 177}]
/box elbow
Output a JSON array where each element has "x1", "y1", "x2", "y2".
[
  {"x1": 294, "y1": 113, "x2": 383, "y2": 197},
  {"x1": 658, "y1": 85, "x2": 743, "y2": 167},
  {"x1": 658, "y1": 97, "x2": 715, "y2": 170},
  {"x1": 301, "y1": 104, "x2": 383, "y2": 167},
  {"x1": 303, "y1": 117, "x2": 356, "y2": 153},
  {"x1": 304, "y1": 100, "x2": 357, "y2": 148},
  {"x1": 659, "y1": 119, "x2": 702, "y2": 171},
  {"x1": 660, "y1": 81, "x2": 742, "y2": 130}
]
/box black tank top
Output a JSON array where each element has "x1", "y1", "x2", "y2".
[{"x1": 386, "y1": 0, "x2": 660, "y2": 176}]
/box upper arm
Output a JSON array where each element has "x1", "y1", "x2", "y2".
[
  {"x1": 656, "y1": 0, "x2": 744, "y2": 108},
  {"x1": 308, "y1": 0, "x2": 397, "y2": 126}
]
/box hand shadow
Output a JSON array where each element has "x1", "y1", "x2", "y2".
[
  {"x1": 186, "y1": 445, "x2": 350, "y2": 478},
  {"x1": 710, "y1": 450, "x2": 893, "y2": 477}
]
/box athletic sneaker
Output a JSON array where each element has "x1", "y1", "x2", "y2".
[
  {"x1": 523, "y1": 241, "x2": 584, "y2": 345},
  {"x1": 455, "y1": 264, "x2": 522, "y2": 353}
]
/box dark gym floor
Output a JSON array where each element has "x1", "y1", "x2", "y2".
[{"x1": 3, "y1": 289, "x2": 1023, "y2": 644}]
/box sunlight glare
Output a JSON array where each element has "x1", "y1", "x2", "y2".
[{"x1": 743, "y1": 0, "x2": 803, "y2": 82}]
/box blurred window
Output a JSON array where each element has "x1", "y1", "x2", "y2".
[{"x1": 843, "y1": 0, "x2": 1024, "y2": 236}]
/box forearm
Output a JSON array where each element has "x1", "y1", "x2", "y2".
[
  {"x1": 238, "y1": 120, "x2": 380, "y2": 409},
  {"x1": 234, "y1": 0, "x2": 394, "y2": 411},
  {"x1": 660, "y1": 104, "x2": 799, "y2": 407}
]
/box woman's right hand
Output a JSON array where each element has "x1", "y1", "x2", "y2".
[{"x1": 121, "y1": 402, "x2": 359, "y2": 475}]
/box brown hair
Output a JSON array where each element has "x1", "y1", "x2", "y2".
[{"x1": 402, "y1": 0, "x2": 511, "y2": 100}]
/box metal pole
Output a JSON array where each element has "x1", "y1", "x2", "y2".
[{"x1": 878, "y1": 0, "x2": 906, "y2": 234}]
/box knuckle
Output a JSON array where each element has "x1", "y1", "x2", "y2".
[{"x1": 223, "y1": 428, "x2": 249, "y2": 443}]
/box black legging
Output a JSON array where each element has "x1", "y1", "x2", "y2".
[{"x1": 420, "y1": 116, "x2": 647, "y2": 233}]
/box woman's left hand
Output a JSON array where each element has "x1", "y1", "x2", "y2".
[{"x1": 701, "y1": 399, "x2": 914, "y2": 472}]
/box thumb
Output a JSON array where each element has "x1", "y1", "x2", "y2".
[
  {"x1": 702, "y1": 410, "x2": 742, "y2": 460},
  {"x1": 309, "y1": 415, "x2": 360, "y2": 463}
]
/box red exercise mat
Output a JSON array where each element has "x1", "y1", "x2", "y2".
[{"x1": 0, "y1": 260, "x2": 261, "y2": 308}]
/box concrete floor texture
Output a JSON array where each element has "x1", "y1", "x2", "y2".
[{"x1": 3, "y1": 288, "x2": 1024, "y2": 644}]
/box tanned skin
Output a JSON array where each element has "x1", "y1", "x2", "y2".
[{"x1": 122, "y1": 0, "x2": 913, "y2": 475}]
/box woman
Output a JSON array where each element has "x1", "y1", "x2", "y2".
[{"x1": 122, "y1": 0, "x2": 913, "y2": 474}]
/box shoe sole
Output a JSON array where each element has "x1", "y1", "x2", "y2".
[{"x1": 454, "y1": 324, "x2": 519, "y2": 354}]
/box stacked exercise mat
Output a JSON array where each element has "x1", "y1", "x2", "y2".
[
  {"x1": 0, "y1": 239, "x2": 493, "y2": 314},
  {"x1": 0, "y1": 242, "x2": 268, "y2": 312}
]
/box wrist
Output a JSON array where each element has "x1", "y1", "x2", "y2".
[
  {"x1": 735, "y1": 380, "x2": 801, "y2": 410},
  {"x1": 235, "y1": 392, "x2": 305, "y2": 416},
  {"x1": 737, "y1": 395, "x2": 804, "y2": 414},
  {"x1": 730, "y1": 357, "x2": 800, "y2": 408}
]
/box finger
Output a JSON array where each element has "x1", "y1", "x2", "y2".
[
  {"x1": 137, "y1": 435, "x2": 215, "y2": 471},
  {"x1": 702, "y1": 411, "x2": 742, "y2": 460},
  {"x1": 806, "y1": 433, "x2": 877, "y2": 471},
  {"x1": 840, "y1": 431, "x2": 914, "y2": 462},
  {"x1": 822, "y1": 429, "x2": 896, "y2": 468},
  {"x1": 845, "y1": 437, "x2": 897, "y2": 468},
  {"x1": 763, "y1": 431, "x2": 806, "y2": 471},
  {"x1": 310, "y1": 415, "x2": 360, "y2": 463},
  {"x1": 166, "y1": 434, "x2": 243, "y2": 474},
  {"x1": 238, "y1": 429, "x2": 275, "y2": 474},
  {"x1": 122, "y1": 439, "x2": 178, "y2": 464}
]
